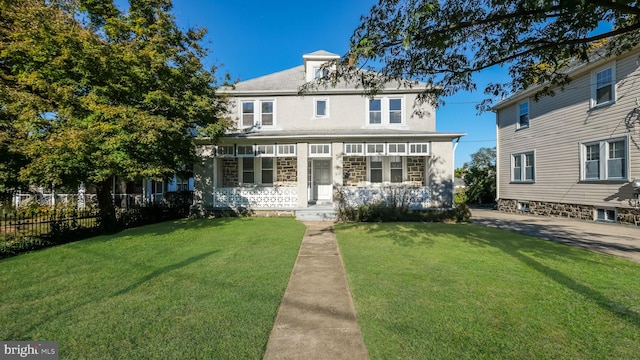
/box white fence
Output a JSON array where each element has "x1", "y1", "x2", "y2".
[
  {"x1": 339, "y1": 186, "x2": 431, "y2": 210},
  {"x1": 212, "y1": 186, "x2": 299, "y2": 209}
]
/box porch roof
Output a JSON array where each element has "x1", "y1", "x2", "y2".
[{"x1": 197, "y1": 129, "x2": 465, "y2": 143}]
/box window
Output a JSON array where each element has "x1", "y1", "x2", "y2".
[
  {"x1": 261, "y1": 158, "x2": 274, "y2": 184},
  {"x1": 369, "y1": 99, "x2": 382, "y2": 124},
  {"x1": 256, "y1": 145, "x2": 275, "y2": 156},
  {"x1": 581, "y1": 138, "x2": 627, "y2": 180},
  {"x1": 216, "y1": 145, "x2": 234, "y2": 157},
  {"x1": 314, "y1": 67, "x2": 328, "y2": 79},
  {"x1": 236, "y1": 145, "x2": 254, "y2": 157},
  {"x1": 261, "y1": 101, "x2": 273, "y2": 126},
  {"x1": 344, "y1": 143, "x2": 364, "y2": 155},
  {"x1": 242, "y1": 101, "x2": 254, "y2": 127},
  {"x1": 240, "y1": 100, "x2": 275, "y2": 127},
  {"x1": 242, "y1": 158, "x2": 255, "y2": 184},
  {"x1": 175, "y1": 177, "x2": 190, "y2": 191},
  {"x1": 366, "y1": 143, "x2": 385, "y2": 155},
  {"x1": 409, "y1": 143, "x2": 430, "y2": 155},
  {"x1": 389, "y1": 99, "x2": 402, "y2": 124},
  {"x1": 370, "y1": 156, "x2": 383, "y2": 183},
  {"x1": 277, "y1": 144, "x2": 296, "y2": 156},
  {"x1": 517, "y1": 201, "x2": 530, "y2": 212},
  {"x1": 315, "y1": 99, "x2": 328, "y2": 117},
  {"x1": 367, "y1": 97, "x2": 405, "y2": 125},
  {"x1": 512, "y1": 152, "x2": 534, "y2": 182},
  {"x1": 518, "y1": 101, "x2": 529, "y2": 129},
  {"x1": 390, "y1": 156, "x2": 403, "y2": 183},
  {"x1": 309, "y1": 144, "x2": 331, "y2": 157},
  {"x1": 368, "y1": 156, "x2": 405, "y2": 183},
  {"x1": 596, "y1": 208, "x2": 616, "y2": 222},
  {"x1": 591, "y1": 65, "x2": 616, "y2": 107},
  {"x1": 387, "y1": 143, "x2": 407, "y2": 155}
]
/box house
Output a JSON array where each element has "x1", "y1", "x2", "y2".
[
  {"x1": 192, "y1": 50, "x2": 465, "y2": 219},
  {"x1": 493, "y1": 47, "x2": 640, "y2": 225}
]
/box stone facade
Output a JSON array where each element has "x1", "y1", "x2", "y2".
[
  {"x1": 406, "y1": 156, "x2": 425, "y2": 185},
  {"x1": 277, "y1": 157, "x2": 297, "y2": 184},
  {"x1": 222, "y1": 158, "x2": 238, "y2": 187},
  {"x1": 498, "y1": 198, "x2": 640, "y2": 225},
  {"x1": 343, "y1": 156, "x2": 367, "y2": 186}
]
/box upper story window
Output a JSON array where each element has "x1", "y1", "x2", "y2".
[
  {"x1": 512, "y1": 152, "x2": 534, "y2": 183},
  {"x1": 313, "y1": 67, "x2": 329, "y2": 79},
  {"x1": 591, "y1": 64, "x2": 616, "y2": 108},
  {"x1": 518, "y1": 101, "x2": 529, "y2": 129},
  {"x1": 240, "y1": 100, "x2": 275, "y2": 128},
  {"x1": 367, "y1": 97, "x2": 404, "y2": 125},
  {"x1": 315, "y1": 99, "x2": 328, "y2": 118},
  {"x1": 581, "y1": 137, "x2": 627, "y2": 181}
]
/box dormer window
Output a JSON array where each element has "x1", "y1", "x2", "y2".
[{"x1": 313, "y1": 67, "x2": 329, "y2": 79}]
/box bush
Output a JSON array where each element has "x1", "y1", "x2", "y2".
[{"x1": 337, "y1": 199, "x2": 470, "y2": 223}]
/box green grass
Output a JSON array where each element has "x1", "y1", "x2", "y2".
[
  {"x1": 335, "y1": 222, "x2": 640, "y2": 359},
  {"x1": 0, "y1": 217, "x2": 306, "y2": 359}
]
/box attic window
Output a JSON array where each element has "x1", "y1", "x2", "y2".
[{"x1": 314, "y1": 67, "x2": 329, "y2": 79}]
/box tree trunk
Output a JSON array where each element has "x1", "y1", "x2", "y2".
[{"x1": 97, "y1": 180, "x2": 118, "y2": 232}]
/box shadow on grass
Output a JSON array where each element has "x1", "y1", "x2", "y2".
[
  {"x1": 336, "y1": 222, "x2": 640, "y2": 329},
  {"x1": 17, "y1": 249, "x2": 218, "y2": 339}
]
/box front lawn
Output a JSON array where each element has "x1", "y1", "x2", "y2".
[
  {"x1": 0, "y1": 217, "x2": 306, "y2": 359},
  {"x1": 335, "y1": 222, "x2": 640, "y2": 359}
]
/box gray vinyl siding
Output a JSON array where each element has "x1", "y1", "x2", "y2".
[{"x1": 496, "y1": 48, "x2": 640, "y2": 208}]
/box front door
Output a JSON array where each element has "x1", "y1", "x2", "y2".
[{"x1": 313, "y1": 160, "x2": 332, "y2": 203}]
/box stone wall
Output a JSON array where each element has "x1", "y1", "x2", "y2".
[
  {"x1": 277, "y1": 157, "x2": 297, "y2": 184},
  {"x1": 407, "y1": 156, "x2": 425, "y2": 185},
  {"x1": 222, "y1": 158, "x2": 238, "y2": 187},
  {"x1": 343, "y1": 156, "x2": 367, "y2": 186},
  {"x1": 498, "y1": 198, "x2": 640, "y2": 225}
]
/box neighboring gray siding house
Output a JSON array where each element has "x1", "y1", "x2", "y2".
[
  {"x1": 192, "y1": 50, "x2": 464, "y2": 218},
  {"x1": 494, "y1": 47, "x2": 640, "y2": 225}
]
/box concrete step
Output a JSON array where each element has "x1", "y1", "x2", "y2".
[{"x1": 296, "y1": 208, "x2": 337, "y2": 222}]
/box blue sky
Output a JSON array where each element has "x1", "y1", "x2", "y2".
[{"x1": 163, "y1": 0, "x2": 506, "y2": 168}]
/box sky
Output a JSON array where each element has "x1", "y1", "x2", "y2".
[{"x1": 160, "y1": 0, "x2": 508, "y2": 169}]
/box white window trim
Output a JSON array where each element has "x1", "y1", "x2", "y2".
[
  {"x1": 595, "y1": 207, "x2": 617, "y2": 222},
  {"x1": 276, "y1": 144, "x2": 297, "y2": 157},
  {"x1": 238, "y1": 99, "x2": 276, "y2": 128},
  {"x1": 517, "y1": 100, "x2": 530, "y2": 129},
  {"x1": 409, "y1": 143, "x2": 430, "y2": 155},
  {"x1": 238, "y1": 157, "x2": 275, "y2": 185},
  {"x1": 365, "y1": 96, "x2": 406, "y2": 126},
  {"x1": 256, "y1": 144, "x2": 275, "y2": 157},
  {"x1": 580, "y1": 136, "x2": 628, "y2": 181},
  {"x1": 511, "y1": 151, "x2": 535, "y2": 183},
  {"x1": 590, "y1": 63, "x2": 616, "y2": 108},
  {"x1": 236, "y1": 145, "x2": 255, "y2": 157},
  {"x1": 344, "y1": 143, "x2": 365, "y2": 156},
  {"x1": 309, "y1": 143, "x2": 332, "y2": 158},
  {"x1": 365, "y1": 143, "x2": 385, "y2": 156},
  {"x1": 215, "y1": 145, "x2": 235, "y2": 157},
  {"x1": 387, "y1": 143, "x2": 408, "y2": 155},
  {"x1": 367, "y1": 156, "x2": 407, "y2": 184},
  {"x1": 314, "y1": 98, "x2": 329, "y2": 118}
]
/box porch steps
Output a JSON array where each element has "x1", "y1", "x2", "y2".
[{"x1": 295, "y1": 206, "x2": 337, "y2": 222}]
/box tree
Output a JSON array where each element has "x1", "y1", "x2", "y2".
[
  {"x1": 460, "y1": 147, "x2": 496, "y2": 204},
  {"x1": 0, "y1": 0, "x2": 228, "y2": 227},
  {"x1": 340, "y1": 0, "x2": 640, "y2": 109}
]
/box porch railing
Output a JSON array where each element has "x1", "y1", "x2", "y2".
[{"x1": 212, "y1": 186, "x2": 298, "y2": 209}]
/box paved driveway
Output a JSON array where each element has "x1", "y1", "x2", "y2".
[{"x1": 470, "y1": 209, "x2": 640, "y2": 263}]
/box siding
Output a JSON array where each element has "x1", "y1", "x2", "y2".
[{"x1": 496, "y1": 48, "x2": 640, "y2": 208}]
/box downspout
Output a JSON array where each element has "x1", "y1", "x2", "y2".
[{"x1": 452, "y1": 136, "x2": 461, "y2": 208}]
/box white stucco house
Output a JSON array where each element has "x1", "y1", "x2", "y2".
[{"x1": 192, "y1": 50, "x2": 465, "y2": 219}]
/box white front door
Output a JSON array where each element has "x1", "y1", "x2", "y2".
[{"x1": 313, "y1": 160, "x2": 332, "y2": 202}]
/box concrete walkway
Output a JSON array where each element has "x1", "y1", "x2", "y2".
[
  {"x1": 263, "y1": 222, "x2": 369, "y2": 360},
  {"x1": 471, "y1": 208, "x2": 640, "y2": 263}
]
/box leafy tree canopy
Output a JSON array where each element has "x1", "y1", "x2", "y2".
[
  {"x1": 0, "y1": 0, "x2": 228, "y2": 220},
  {"x1": 459, "y1": 147, "x2": 496, "y2": 204},
  {"x1": 340, "y1": 0, "x2": 640, "y2": 110}
]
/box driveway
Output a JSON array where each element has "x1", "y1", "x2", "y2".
[{"x1": 470, "y1": 208, "x2": 640, "y2": 263}]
